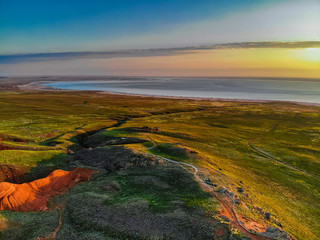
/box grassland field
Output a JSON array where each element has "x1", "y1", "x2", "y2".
[{"x1": 0, "y1": 89, "x2": 319, "y2": 240}]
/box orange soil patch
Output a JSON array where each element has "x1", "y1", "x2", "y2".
[
  {"x1": 0, "y1": 168, "x2": 94, "y2": 212},
  {"x1": 215, "y1": 193, "x2": 270, "y2": 240},
  {"x1": 217, "y1": 195, "x2": 268, "y2": 233},
  {"x1": 239, "y1": 215, "x2": 269, "y2": 233}
]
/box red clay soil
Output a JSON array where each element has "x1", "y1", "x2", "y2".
[
  {"x1": 0, "y1": 168, "x2": 94, "y2": 212},
  {"x1": 239, "y1": 215, "x2": 269, "y2": 233}
]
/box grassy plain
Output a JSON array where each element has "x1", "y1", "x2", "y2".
[{"x1": 0, "y1": 90, "x2": 319, "y2": 239}]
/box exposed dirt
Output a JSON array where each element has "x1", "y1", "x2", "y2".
[
  {"x1": 37, "y1": 204, "x2": 66, "y2": 240},
  {"x1": 0, "y1": 168, "x2": 94, "y2": 211},
  {"x1": 238, "y1": 215, "x2": 268, "y2": 233},
  {"x1": 0, "y1": 164, "x2": 29, "y2": 183}
]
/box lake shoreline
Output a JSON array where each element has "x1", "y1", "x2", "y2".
[{"x1": 17, "y1": 79, "x2": 320, "y2": 107}]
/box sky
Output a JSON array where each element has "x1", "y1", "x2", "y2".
[{"x1": 0, "y1": 0, "x2": 319, "y2": 77}]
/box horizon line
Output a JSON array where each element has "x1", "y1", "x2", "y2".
[{"x1": 1, "y1": 40, "x2": 320, "y2": 64}]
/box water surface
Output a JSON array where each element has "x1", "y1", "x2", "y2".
[{"x1": 45, "y1": 77, "x2": 320, "y2": 104}]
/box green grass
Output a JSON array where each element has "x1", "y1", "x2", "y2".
[
  {"x1": 0, "y1": 211, "x2": 60, "y2": 240},
  {"x1": 39, "y1": 164, "x2": 221, "y2": 239},
  {"x1": 0, "y1": 150, "x2": 66, "y2": 167},
  {"x1": 100, "y1": 128, "x2": 137, "y2": 137},
  {"x1": 107, "y1": 167, "x2": 214, "y2": 212},
  {"x1": 0, "y1": 91, "x2": 319, "y2": 239},
  {"x1": 0, "y1": 150, "x2": 69, "y2": 181},
  {"x1": 119, "y1": 102, "x2": 320, "y2": 240},
  {"x1": 149, "y1": 143, "x2": 189, "y2": 161}
]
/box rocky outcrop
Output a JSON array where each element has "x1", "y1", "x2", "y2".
[
  {"x1": 261, "y1": 227, "x2": 291, "y2": 240},
  {"x1": 71, "y1": 146, "x2": 155, "y2": 172},
  {"x1": 0, "y1": 168, "x2": 94, "y2": 212}
]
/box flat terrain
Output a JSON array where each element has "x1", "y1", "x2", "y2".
[{"x1": 0, "y1": 86, "x2": 319, "y2": 239}]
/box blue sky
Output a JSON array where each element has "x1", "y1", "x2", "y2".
[
  {"x1": 0, "y1": 0, "x2": 319, "y2": 77},
  {"x1": 1, "y1": 0, "x2": 319, "y2": 54}
]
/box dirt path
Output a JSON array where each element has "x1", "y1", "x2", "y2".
[
  {"x1": 248, "y1": 133, "x2": 320, "y2": 181},
  {"x1": 37, "y1": 202, "x2": 66, "y2": 240},
  {"x1": 249, "y1": 142, "x2": 320, "y2": 180},
  {"x1": 134, "y1": 135, "x2": 270, "y2": 240}
]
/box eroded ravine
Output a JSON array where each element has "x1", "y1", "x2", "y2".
[{"x1": 1, "y1": 115, "x2": 291, "y2": 239}]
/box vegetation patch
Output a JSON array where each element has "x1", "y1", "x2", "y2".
[
  {"x1": 149, "y1": 143, "x2": 189, "y2": 161},
  {"x1": 0, "y1": 91, "x2": 319, "y2": 239}
]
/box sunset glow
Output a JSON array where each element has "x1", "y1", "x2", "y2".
[
  {"x1": 0, "y1": 0, "x2": 319, "y2": 77},
  {"x1": 297, "y1": 48, "x2": 320, "y2": 62},
  {"x1": 110, "y1": 47, "x2": 320, "y2": 78}
]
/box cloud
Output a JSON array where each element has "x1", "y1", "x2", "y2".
[
  {"x1": 1, "y1": 41, "x2": 319, "y2": 64},
  {"x1": 102, "y1": 0, "x2": 320, "y2": 50}
]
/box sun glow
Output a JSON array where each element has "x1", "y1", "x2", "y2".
[
  {"x1": 292, "y1": 48, "x2": 320, "y2": 63},
  {"x1": 91, "y1": 48, "x2": 320, "y2": 78},
  {"x1": 305, "y1": 48, "x2": 320, "y2": 62}
]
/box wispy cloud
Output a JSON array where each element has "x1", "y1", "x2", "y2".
[{"x1": 1, "y1": 41, "x2": 319, "y2": 64}]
